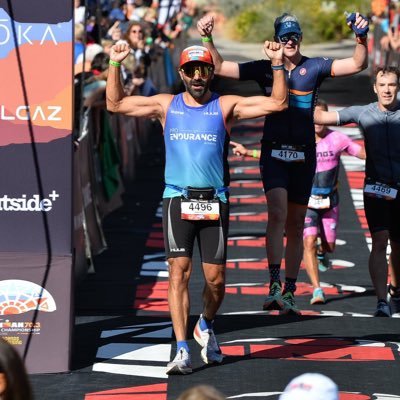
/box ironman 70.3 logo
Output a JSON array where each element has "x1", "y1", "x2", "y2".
[{"x1": 0, "y1": 279, "x2": 56, "y2": 315}]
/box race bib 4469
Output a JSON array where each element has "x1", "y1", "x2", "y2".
[{"x1": 364, "y1": 181, "x2": 398, "y2": 200}]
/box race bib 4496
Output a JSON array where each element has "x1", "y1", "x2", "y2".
[{"x1": 181, "y1": 199, "x2": 220, "y2": 220}]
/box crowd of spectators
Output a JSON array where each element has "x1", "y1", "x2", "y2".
[
  {"x1": 73, "y1": 0, "x2": 198, "y2": 133},
  {"x1": 371, "y1": 0, "x2": 400, "y2": 53}
]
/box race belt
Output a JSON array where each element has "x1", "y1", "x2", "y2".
[
  {"x1": 308, "y1": 194, "x2": 330, "y2": 209},
  {"x1": 364, "y1": 179, "x2": 398, "y2": 200},
  {"x1": 271, "y1": 143, "x2": 305, "y2": 162}
]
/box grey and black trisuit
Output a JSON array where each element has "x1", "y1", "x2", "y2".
[{"x1": 338, "y1": 103, "x2": 400, "y2": 240}]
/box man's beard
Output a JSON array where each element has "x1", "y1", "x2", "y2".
[{"x1": 183, "y1": 78, "x2": 210, "y2": 99}]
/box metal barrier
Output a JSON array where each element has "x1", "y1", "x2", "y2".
[{"x1": 371, "y1": 21, "x2": 400, "y2": 72}]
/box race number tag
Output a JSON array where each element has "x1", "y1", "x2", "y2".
[
  {"x1": 271, "y1": 144, "x2": 305, "y2": 162},
  {"x1": 181, "y1": 199, "x2": 220, "y2": 220},
  {"x1": 308, "y1": 195, "x2": 331, "y2": 209},
  {"x1": 364, "y1": 181, "x2": 398, "y2": 200}
]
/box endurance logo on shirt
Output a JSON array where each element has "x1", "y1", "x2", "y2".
[{"x1": 169, "y1": 130, "x2": 218, "y2": 142}]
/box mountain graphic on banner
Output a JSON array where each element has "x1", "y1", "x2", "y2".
[{"x1": 0, "y1": 41, "x2": 72, "y2": 145}]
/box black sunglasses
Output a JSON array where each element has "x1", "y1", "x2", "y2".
[{"x1": 278, "y1": 32, "x2": 301, "y2": 44}]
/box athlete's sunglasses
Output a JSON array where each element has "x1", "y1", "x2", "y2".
[
  {"x1": 181, "y1": 63, "x2": 214, "y2": 79},
  {"x1": 278, "y1": 32, "x2": 301, "y2": 44}
]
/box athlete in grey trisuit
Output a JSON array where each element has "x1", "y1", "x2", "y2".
[{"x1": 314, "y1": 66, "x2": 400, "y2": 317}]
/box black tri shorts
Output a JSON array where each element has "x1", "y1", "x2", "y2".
[
  {"x1": 162, "y1": 197, "x2": 230, "y2": 264},
  {"x1": 260, "y1": 143, "x2": 317, "y2": 205},
  {"x1": 364, "y1": 192, "x2": 400, "y2": 242}
]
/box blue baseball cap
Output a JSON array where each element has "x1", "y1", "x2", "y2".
[{"x1": 275, "y1": 20, "x2": 302, "y2": 37}]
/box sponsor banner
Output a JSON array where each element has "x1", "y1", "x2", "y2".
[
  {"x1": 0, "y1": 254, "x2": 73, "y2": 373},
  {"x1": 0, "y1": 1, "x2": 73, "y2": 373},
  {"x1": 0, "y1": 0, "x2": 73, "y2": 253}
]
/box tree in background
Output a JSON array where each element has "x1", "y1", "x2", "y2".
[{"x1": 216, "y1": 0, "x2": 371, "y2": 42}]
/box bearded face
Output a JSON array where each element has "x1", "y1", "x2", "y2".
[{"x1": 180, "y1": 63, "x2": 214, "y2": 100}]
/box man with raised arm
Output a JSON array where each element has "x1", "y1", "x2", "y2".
[{"x1": 107, "y1": 42, "x2": 287, "y2": 374}]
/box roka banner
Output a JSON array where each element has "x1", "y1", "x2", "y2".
[{"x1": 0, "y1": 0, "x2": 74, "y2": 372}]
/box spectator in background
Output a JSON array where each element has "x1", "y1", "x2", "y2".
[
  {"x1": 98, "y1": 11, "x2": 113, "y2": 39},
  {"x1": 161, "y1": 13, "x2": 184, "y2": 42},
  {"x1": 386, "y1": 23, "x2": 400, "y2": 51},
  {"x1": 86, "y1": 15, "x2": 100, "y2": 44},
  {"x1": 0, "y1": 338, "x2": 33, "y2": 400},
  {"x1": 121, "y1": 21, "x2": 157, "y2": 96},
  {"x1": 177, "y1": 385, "x2": 226, "y2": 400},
  {"x1": 157, "y1": 0, "x2": 182, "y2": 28},
  {"x1": 279, "y1": 373, "x2": 339, "y2": 400},
  {"x1": 107, "y1": 20, "x2": 124, "y2": 42},
  {"x1": 101, "y1": 38, "x2": 115, "y2": 55},
  {"x1": 100, "y1": 0, "x2": 113, "y2": 14},
  {"x1": 124, "y1": 21, "x2": 151, "y2": 67},
  {"x1": 375, "y1": 1, "x2": 400, "y2": 51},
  {"x1": 142, "y1": 7, "x2": 159, "y2": 40},
  {"x1": 74, "y1": 23, "x2": 85, "y2": 64},
  {"x1": 83, "y1": 52, "x2": 110, "y2": 105},
  {"x1": 75, "y1": 43, "x2": 104, "y2": 75},
  {"x1": 109, "y1": 0, "x2": 127, "y2": 23},
  {"x1": 178, "y1": 0, "x2": 198, "y2": 32},
  {"x1": 89, "y1": 52, "x2": 111, "y2": 81},
  {"x1": 143, "y1": 6, "x2": 158, "y2": 27},
  {"x1": 127, "y1": 0, "x2": 149, "y2": 21},
  {"x1": 74, "y1": 51, "x2": 110, "y2": 122},
  {"x1": 74, "y1": 0, "x2": 86, "y2": 25}
]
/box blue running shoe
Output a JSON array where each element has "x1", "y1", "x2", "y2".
[
  {"x1": 317, "y1": 253, "x2": 329, "y2": 272},
  {"x1": 263, "y1": 281, "x2": 284, "y2": 310},
  {"x1": 310, "y1": 287, "x2": 326, "y2": 305}
]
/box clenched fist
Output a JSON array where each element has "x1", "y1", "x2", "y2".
[
  {"x1": 263, "y1": 41, "x2": 284, "y2": 64},
  {"x1": 110, "y1": 41, "x2": 131, "y2": 64}
]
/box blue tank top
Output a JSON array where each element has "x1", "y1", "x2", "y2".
[{"x1": 163, "y1": 92, "x2": 230, "y2": 201}]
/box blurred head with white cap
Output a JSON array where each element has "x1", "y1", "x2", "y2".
[{"x1": 279, "y1": 373, "x2": 339, "y2": 400}]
